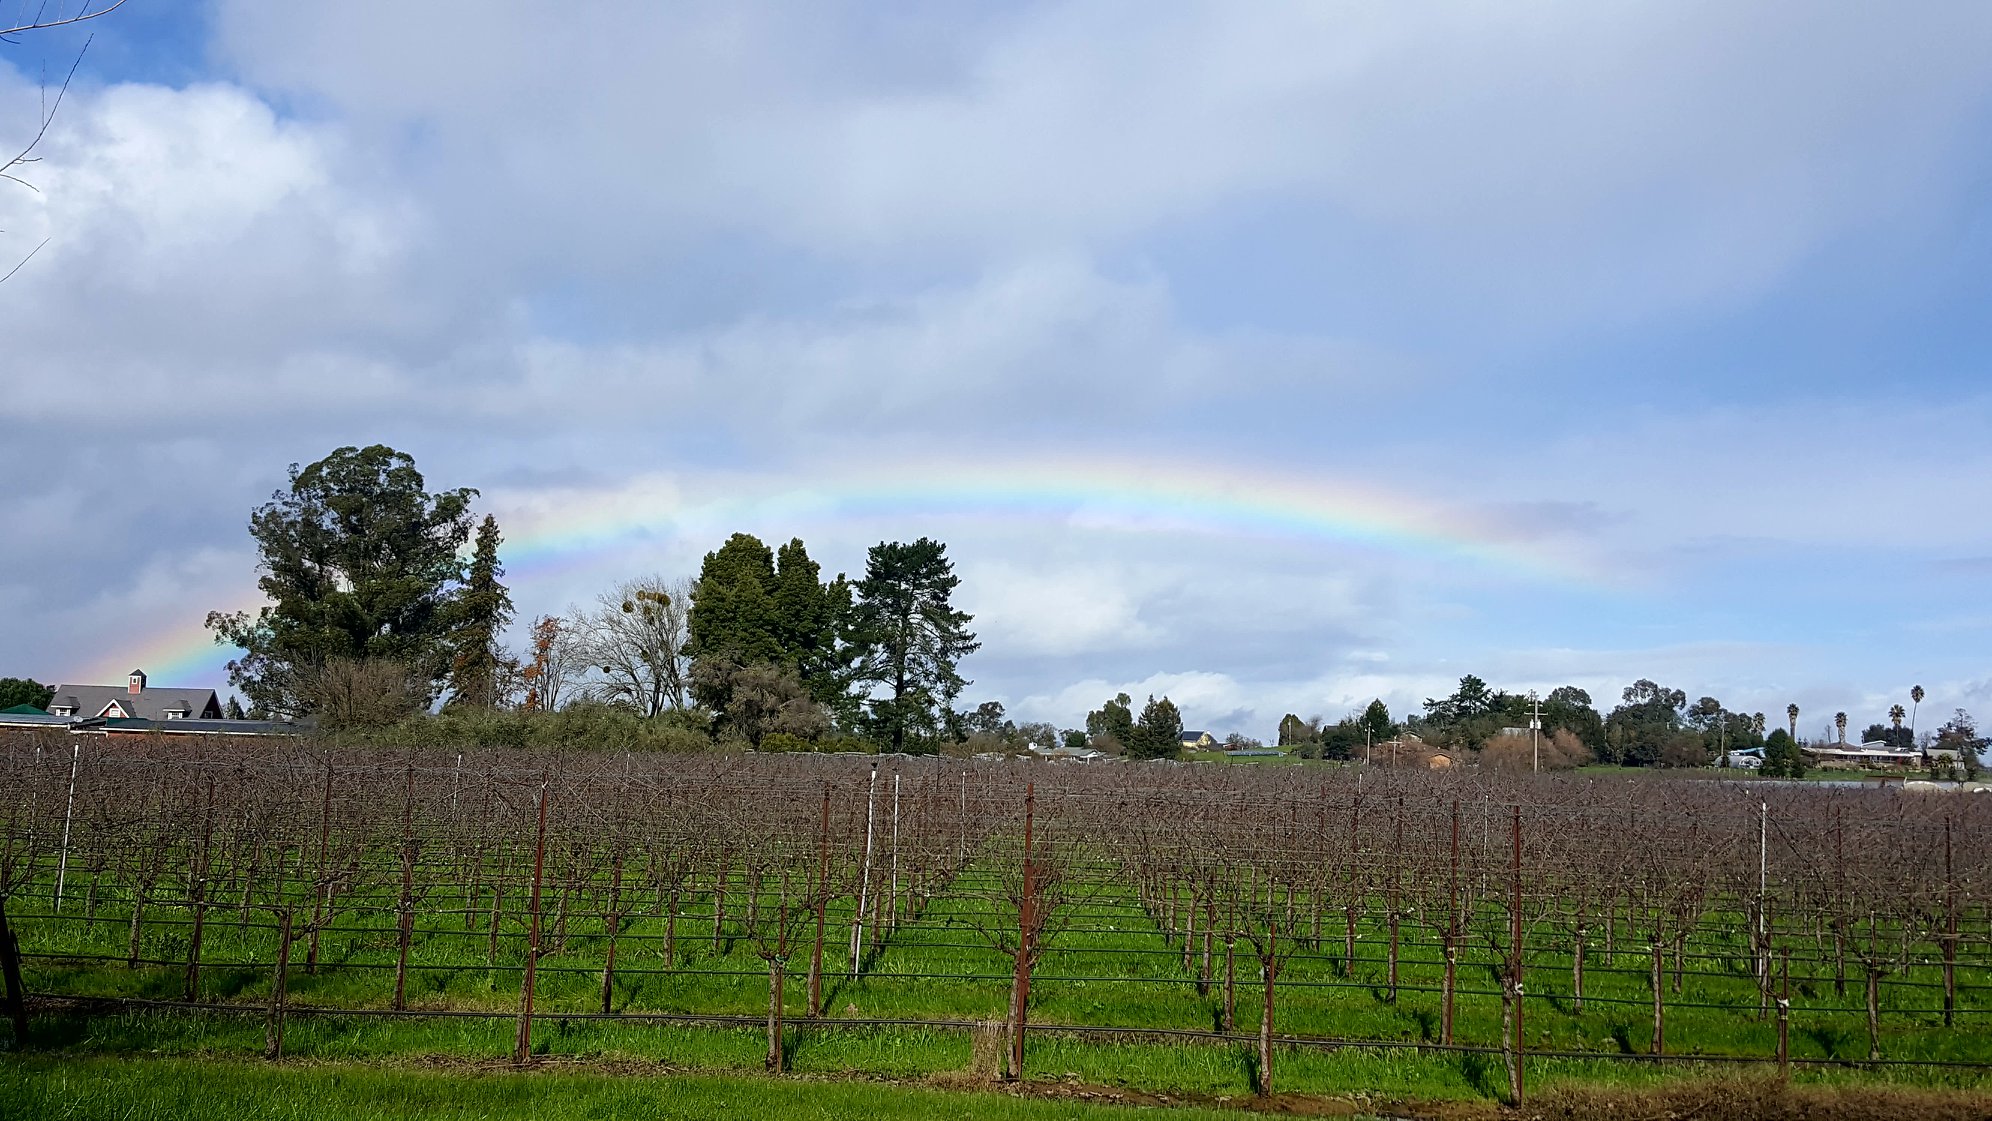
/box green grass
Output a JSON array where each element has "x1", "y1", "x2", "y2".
[
  {"x1": 0, "y1": 1055, "x2": 1263, "y2": 1121},
  {"x1": 13, "y1": 857, "x2": 1992, "y2": 1102}
]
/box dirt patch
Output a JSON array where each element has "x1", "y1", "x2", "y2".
[{"x1": 1526, "y1": 1078, "x2": 1992, "y2": 1121}]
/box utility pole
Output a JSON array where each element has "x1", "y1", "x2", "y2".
[{"x1": 1528, "y1": 691, "x2": 1543, "y2": 774}]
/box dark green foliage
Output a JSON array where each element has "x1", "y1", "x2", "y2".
[
  {"x1": 687, "y1": 534, "x2": 783, "y2": 713},
  {"x1": 1316, "y1": 717, "x2": 1364, "y2": 760},
  {"x1": 0, "y1": 677, "x2": 53, "y2": 710},
  {"x1": 1603, "y1": 678, "x2": 1688, "y2": 766},
  {"x1": 1862, "y1": 723, "x2": 1911, "y2": 750},
  {"x1": 773, "y1": 538, "x2": 861, "y2": 715},
  {"x1": 1127, "y1": 694, "x2": 1182, "y2": 760},
  {"x1": 1359, "y1": 698, "x2": 1395, "y2": 743},
  {"x1": 1543, "y1": 686, "x2": 1604, "y2": 752},
  {"x1": 963, "y1": 700, "x2": 1010, "y2": 737},
  {"x1": 689, "y1": 535, "x2": 857, "y2": 727},
  {"x1": 1761, "y1": 728, "x2": 1805, "y2": 777},
  {"x1": 851, "y1": 538, "x2": 979, "y2": 753},
  {"x1": 1276, "y1": 713, "x2": 1312, "y2": 747},
  {"x1": 1421, "y1": 674, "x2": 1501, "y2": 725},
  {"x1": 1062, "y1": 727, "x2": 1088, "y2": 749},
  {"x1": 1934, "y1": 709, "x2": 1986, "y2": 779},
  {"x1": 1086, "y1": 692, "x2": 1134, "y2": 750},
  {"x1": 224, "y1": 697, "x2": 246, "y2": 720},
  {"x1": 442, "y1": 515, "x2": 514, "y2": 709},
  {"x1": 205, "y1": 445, "x2": 478, "y2": 717}
]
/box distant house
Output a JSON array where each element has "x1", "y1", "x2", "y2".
[
  {"x1": 1179, "y1": 730, "x2": 1218, "y2": 750},
  {"x1": 1802, "y1": 742, "x2": 1918, "y2": 770},
  {"x1": 44, "y1": 670, "x2": 221, "y2": 722}
]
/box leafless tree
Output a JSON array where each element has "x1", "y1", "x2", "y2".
[
  {"x1": 2, "y1": 1, "x2": 129, "y2": 282},
  {"x1": 575, "y1": 576, "x2": 692, "y2": 716}
]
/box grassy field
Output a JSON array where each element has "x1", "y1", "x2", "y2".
[
  {"x1": 0, "y1": 1055, "x2": 1274, "y2": 1121},
  {"x1": 10, "y1": 861, "x2": 1990, "y2": 1103}
]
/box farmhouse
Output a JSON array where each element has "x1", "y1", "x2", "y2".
[
  {"x1": 44, "y1": 670, "x2": 221, "y2": 721},
  {"x1": 1178, "y1": 729, "x2": 1217, "y2": 750}
]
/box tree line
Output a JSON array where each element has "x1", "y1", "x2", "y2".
[
  {"x1": 1271, "y1": 674, "x2": 1985, "y2": 778},
  {"x1": 197, "y1": 446, "x2": 979, "y2": 753}
]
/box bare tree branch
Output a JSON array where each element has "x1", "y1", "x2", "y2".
[{"x1": 0, "y1": 0, "x2": 128, "y2": 42}]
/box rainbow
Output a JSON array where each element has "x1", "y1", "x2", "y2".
[{"x1": 85, "y1": 455, "x2": 1601, "y2": 689}]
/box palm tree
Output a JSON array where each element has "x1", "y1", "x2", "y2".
[
  {"x1": 1751, "y1": 712, "x2": 1765, "y2": 737},
  {"x1": 1786, "y1": 703, "x2": 1799, "y2": 743},
  {"x1": 1910, "y1": 685, "x2": 1925, "y2": 744},
  {"x1": 1835, "y1": 711, "x2": 1847, "y2": 745},
  {"x1": 1889, "y1": 704, "x2": 1906, "y2": 749}
]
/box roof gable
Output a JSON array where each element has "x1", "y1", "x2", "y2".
[{"x1": 49, "y1": 683, "x2": 223, "y2": 722}]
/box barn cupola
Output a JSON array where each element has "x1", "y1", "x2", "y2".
[{"x1": 128, "y1": 669, "x2": 147, "y2": 695}]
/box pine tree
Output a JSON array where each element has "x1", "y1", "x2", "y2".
[
  {"x1": 443, "y1": 515, "x2": 515, "y2": 708},
  {"x1": 851, "y1": 538, "x2": 979, "y2": 753},
  {"x1": 1129, "y1": 695, "x2": 1183, "y2": 760}
]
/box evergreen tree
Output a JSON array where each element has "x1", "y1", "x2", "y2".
[
  {"x1": 1277, "y1": 713, "x2": 1311, "y2": 747},
  {"x1": 205, "y1": 445, "x2": 477, "y2": 716},
  {"x1": 224, "y1": 696, "x2": 246, "y2": 720},
  {"x1": 1128, "y1": 695, "x2": 1183, "y2": 760},
  {"x1": 687, "y1": 533, "x2": 782, "y2": 712},
  {"x1": 772, "y1": 538, "x2": 860, "y2": 718},
  {"x1": 851, "y1": 538, "x2": 979, "y2": 753},
  {"x1": 443, "y1": 515, "x2": 514, "y2": 709},
  {"x1": 1360, "y1": 699, "x2": 1394, "y2": 743},
  {"x1": 0, "y1": 677, "x2": 54, "y2": 711}
]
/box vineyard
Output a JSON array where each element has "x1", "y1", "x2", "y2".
[{"x1": 0, "y1": 734, "x2": 1988, "y2": 1105}]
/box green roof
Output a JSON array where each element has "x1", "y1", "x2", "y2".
[{"x1": 1, "y1": 704, "x2": 47, "y2": 715}]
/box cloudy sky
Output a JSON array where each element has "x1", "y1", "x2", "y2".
[{"x1": 5, "y1": 1, "x2": 1991, "y2": 738}]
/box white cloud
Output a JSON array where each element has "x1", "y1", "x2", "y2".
[{"x1": 211, "y1": 2, "x2": 1992, "y2": 325}]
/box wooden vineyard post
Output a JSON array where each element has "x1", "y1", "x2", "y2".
[
  {"x1": 1258, "y1": 927, "x2": 1277, "y2": 1098},
  {"x1": 394, "y1": 765, "x2": 416, "y2": 1012},
  {"x1": 889, "y1": 773, "x2": 901, "y2": 934},
  {"x1": 1343, "y1": 794, "x2": 1359, "y2": 977},
  {"x1": 1442, "y1": 798, "x2": 1459, "y2": 1045},
  {"x1": 601, "y1": 852, "x2": 624, "y2": 1015},
  {"x1": 1223, "y1": 893, "x2": 1237, "y2": 1033},
  {"x1": 1944, "y1": 816, "x2": 1958, "y2": 1028},
  {"x1": 1650, "y1": 938, "x2": 1666, "y2": 1055},
  {"x1": 264, "y1": 909, "x2": 293, "y2": 1060},
  {"x1": 306, "y1": 761, "x2": 333, "y2": 975},
  {"x1": 1509, "y1": 806, "x2": 1525, "y2": 1108},
  {"x1": 808, "y1": 787, "x2": 830, "y2": 1017},
  {"x1": 1776, "y1": 949, "x2": 1791, "y2": 1080},
  {"x1": 1007, "y1": 782, "x2": 1036, "y2": 1082},
  {"x1": 0, "y1": 902, "x2": 28, "y2": 1050},
  {"x1": 514, "y1": 781, "x2": 550, "y2": 1065},
  {"x1": 184, "y1": 780, "x2": 214, "y2": 1003}
]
